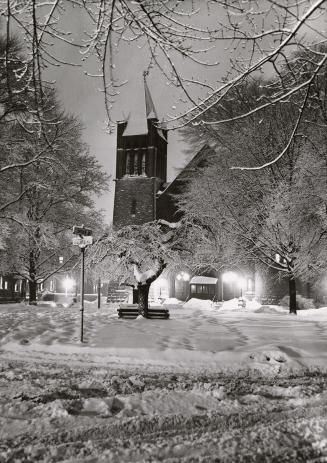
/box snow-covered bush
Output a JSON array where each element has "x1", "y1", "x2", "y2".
[{"x1": 280, "y1": 294, "x2": 316, "y2": 310}]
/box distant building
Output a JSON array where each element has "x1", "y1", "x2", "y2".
[{"x1": 0, "y1": 274, "x2": 26, "y2": 303}]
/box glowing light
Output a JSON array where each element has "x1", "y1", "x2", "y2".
[
  {"x1": 238, "y1": 277, "x2": 246, "y2": 289},
  {"x1": 176, "y1": 271, "x2": 190, "y2": 282},
  {"x1": 222, "y1": 271, "x2": 238, "y2": 283},
  {"x1": 64, "y1": 277, "x2": 75, "y2": 290}
]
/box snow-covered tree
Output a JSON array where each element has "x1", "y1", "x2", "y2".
[
  {"x1": 179, "y1": 76, "x2": 327, "y2": 314},
  {"x1": 0, "y1": 1, "x2": 325, "y2": 162},
  {"x1": 1, "y1": 105, "x2": 109, "y2": 304},
  {"x1": 89, "y1": 220, "x2": 187, "y2": 317}
]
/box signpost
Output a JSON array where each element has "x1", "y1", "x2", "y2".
[
  {"x1": 73, "y1": 225, "x2": 93, "y2": 343},
  {"x1": 97, "y1": 277, "x2": 101, "y2": 309},
  {"x1": 72, "y1": 236, "x2": 93, "y2": 246}
]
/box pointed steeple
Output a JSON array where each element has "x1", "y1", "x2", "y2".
[
  {"x1": 144, "y1": 72, "x2": 158, "y2": 120},
  {"x1": 122, "y1": 73, "x2": 158, "y2": 137}
]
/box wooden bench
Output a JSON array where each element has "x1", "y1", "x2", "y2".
[{"x1": 117, "y1": 304, "x2": 170, "y2": 319}]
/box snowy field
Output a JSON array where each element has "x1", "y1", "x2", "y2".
[{"x1": 1, "y1": 299, "x2": 327, "y2": 461}]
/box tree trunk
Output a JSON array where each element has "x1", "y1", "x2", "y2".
[
  {"x1": 29, "y1": 249, "x2": 38, "y2": 305},
  {"x1": 29, "y1": 279, "x2": 38, "y2": 305},
  {"x1": 133, "y1": 288, "x2": 139, "y2": 304},
  {"x1": 138, "y1": 283, "x2": 150, "y2": 318},
  {"x1": 289, "y1": 275, "x2": 297, "y2": 315}
]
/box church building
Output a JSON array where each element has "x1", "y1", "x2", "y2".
[
  {"x1": 111, "y1": 77, "x2": 252, "y2": 303},
  {"x1": 113, "y1": 78, "x2": 168, "y2": 229}
]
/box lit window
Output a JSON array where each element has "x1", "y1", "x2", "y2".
[
  {"x1": 190, "y1": 284, "x2": 196, "y2": 293},
  {"x1": 4, "y1": 280, "x2": 8, "y2": 290}
]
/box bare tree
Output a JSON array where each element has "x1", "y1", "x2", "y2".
[{"x1": 1, "y1": 1, "x2": 325, "y2": 163}]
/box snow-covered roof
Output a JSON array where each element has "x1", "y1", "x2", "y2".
[
  {"x1": 190, "y1": 276, "x2": 218, "y2": 285},
  {"x1": 123, "y1": 111, "x2": 148, "y2": 137}
]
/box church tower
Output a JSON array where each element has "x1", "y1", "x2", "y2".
[{"x1": 113, "y1": 76, "x2": 168, "y2": 229}]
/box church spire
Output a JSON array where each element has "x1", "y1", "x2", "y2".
[
  {"x1": 143, "y1": 71, "x2": 157, "y2": 120},
  {"x1": 122, "y1": 73, "x2": 158, "y2": 137}
]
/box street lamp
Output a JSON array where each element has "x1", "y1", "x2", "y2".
[{"x1": 176, "y1": 271, "x2": 190, "y2": 281}]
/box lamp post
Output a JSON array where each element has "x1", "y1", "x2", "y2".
[{"x1": 72, "y1": 225, "x2": 93, "y2": 343}]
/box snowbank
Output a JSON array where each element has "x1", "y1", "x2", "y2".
[
  {"x1": 221, "y1": 298, "x2": 262, "y2": 312},
  {"x1": 255, "y1": 305, "x2": 288, "y2": 314},
  {"x1": 183, "y1": 298, "x2": 213, "y2": 309},
  {"x1": 162, "y1": 298, "x2": 183, "y2": 307}
]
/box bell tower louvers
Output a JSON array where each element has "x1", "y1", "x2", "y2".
[{"x1": 113, "y1": 76, "x2": 167, "y2": 229}]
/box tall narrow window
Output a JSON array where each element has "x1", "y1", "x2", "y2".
[
  {"x1": 134, "y1": 150, "x2": 139, "y2": 175},
  {"x1": 142, "y1": 152, "x2": 146, "y2": 176},
  {"x1": 125, "y1": 151, "x2": 131, "y2": 175},
  {"x1": 131, "y1": 198, "x2": 137, "y2": 217},
  {"x1": 129, "y1": 153, "x2": 134, "y2": 175}
]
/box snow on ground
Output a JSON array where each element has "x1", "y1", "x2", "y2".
[
  {"x1": 1, "y1": 299, "x2": 327, "y2": 461},
  {"x1": 1, "y1": 299, "x2": 327, "y2": 372}
]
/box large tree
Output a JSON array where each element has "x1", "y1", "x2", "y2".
[
  {"x1": 179, "y1": 76, "x2": 327, "y2": 314},
  {"x1": 89, "y1": 220, "x2": 189, "y2": 316},
  {"x1": 1, "y1": 105, "x2": 109, "y2": 304}
]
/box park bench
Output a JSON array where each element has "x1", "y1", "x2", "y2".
[{"x1": 117, "y1": 304, "x2": 170, "y2": 319}]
